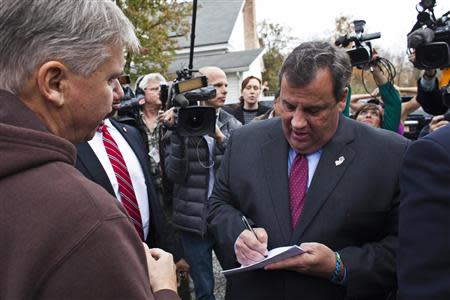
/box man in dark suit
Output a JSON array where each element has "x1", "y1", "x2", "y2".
[
  {"x1": 207, "y1": 41, "x2": 408, "y2": 299},
  {"x1": 76, "y1": 117, "x2": 183, "y2": 265},
  {"x1": 398, "y1": 125, "x2": 450, "y2": 300}
]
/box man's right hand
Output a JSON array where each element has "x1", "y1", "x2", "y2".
[
  {"x1": 159, "y1": 107, "x2": 176, "y2": 127},
  {"x1": 143, "y1": 244, "x2": 178, "y2": 293},
  {"x1": 234, "y1": 228, "x2": 269, "y2": 266},
  {"x1": 429, "y1": 115, "x2": 449, "y2": 133}
]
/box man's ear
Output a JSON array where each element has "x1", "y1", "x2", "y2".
[
  {"x1": 37, "y1": 61, "x2": 68, "y2": 107},
  {"x1": 337, "y1": 86, "x2": 349, "y2": 112}
]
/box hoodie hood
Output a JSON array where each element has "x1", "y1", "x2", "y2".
[{"x1": 0, "y1": 90, "x2": 75, "y2": 179}]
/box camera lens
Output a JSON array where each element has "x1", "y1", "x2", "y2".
[
  {"x1": 176, "y1": 106, "x2": 216, "y2": 136},
  {"x1": 187, "y1": 114, "x2": 204, "y2": 129},
  {"x1": 416, "y1": 42, "x2": 450, "y2": 69}
]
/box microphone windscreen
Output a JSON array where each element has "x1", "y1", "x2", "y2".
[{"x1": 174, "y1": 94, "x2": 189, "y2": 107}]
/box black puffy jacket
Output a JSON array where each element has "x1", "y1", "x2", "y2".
[{"x1": 164, "y1": 109, "x2": 241, "y2": 236}]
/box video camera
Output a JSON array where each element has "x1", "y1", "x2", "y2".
[
  {"x1": 115, "y1": 75, "x2": 144, "y2": 125},
  {"x1": 335, "y1": 20, "x2": 381, "y2": 67},
  {"x1": 163, "y1": 69, "x2": 217, "y2": 136},
  {"x1": 407, "y1": 0, "x2": 450, "y2": 69},
  {"x1": 161, "y1": 0, "x2": 219, "y2": 137}
]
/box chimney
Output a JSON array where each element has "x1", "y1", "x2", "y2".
[{"x1": 243, "y1": 0, "x2": 259, "y2": 49}]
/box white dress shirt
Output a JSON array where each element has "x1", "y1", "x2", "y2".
[
  {"x1": 88, "y1": 119, "x2": 150, "y2": 239},
  {"x1": 288, "y1": 147, "x2": 322, "y2": 189}
]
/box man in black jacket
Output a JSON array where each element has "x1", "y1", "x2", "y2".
[{"x1": 164, "y1": 66, "x2": 241, "y2": 300}]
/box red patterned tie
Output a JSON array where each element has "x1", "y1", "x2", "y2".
[
  {"x1": 99, "y1": 124, "x2": 144, "y2": 240},
  {"x1": 289, "y1": 154, "x2": 308, "y2": 229}
]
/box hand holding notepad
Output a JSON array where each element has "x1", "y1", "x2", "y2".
[{"x1": 222, "y1": 245, "x2": 305, "y2": 276}]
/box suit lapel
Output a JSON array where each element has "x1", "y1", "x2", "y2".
[
  {"x1": 110, "y1": 119, "x2": 154, "y2": 198},
  {"x1": 290, "y1": 115, "x2": 356, "y2": 243},
  {"x1": 110, "y1": 119, "x2": 148, "y2": 166},
  {"x1": 261, "y1": 121, "x2": 292, "y2": 242},
  {"x1": 76, "y1": 143, "x2": 116, "y2": 196}
]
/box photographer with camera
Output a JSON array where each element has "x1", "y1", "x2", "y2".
[
  {"x1": 398, "y1": 1, "x2": 450, "y2": 299},
  {"x1": 405, "y1": 0, "x2": 450, "y2": 116},
  {"x1": 409, "y1": 51, "x2": 448, "y2": 116},
  {"x1": 122, "y1": 73, "x2": 191, "y2": 299},
  {"x1": 413, "y1": 64, "x2": 450, "y2": 139},
  {"x1": 350, "y1": 50, "x2": 402, "y2": 132},
  {"x1": 135, "y1": 74, "x2": 170, "y2": 206},
  {"x1": 163, "y1": 66, "x2": 241, "y2": 300},
  {"x1": 335, "y1": 21, "x2": 403, "y2": 133}
]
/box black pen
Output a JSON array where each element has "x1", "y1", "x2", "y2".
[{"x1": 241, "y1": 215, "x2": 259, "y2": 241}]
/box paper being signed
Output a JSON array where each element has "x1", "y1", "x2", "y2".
[{"x1": 221, "y1": 245, "x2": 304, "y2": 276}]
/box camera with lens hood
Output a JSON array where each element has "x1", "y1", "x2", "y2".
[
  {"x1": 407, "y1": 0, "x2": 450, "y2": 69},
  {"x1": 335, "y1": 20, "x2": 381, "y2": 67},
  {"x1": 163, "y1": 69, "x2": 217, "y2": 136}
]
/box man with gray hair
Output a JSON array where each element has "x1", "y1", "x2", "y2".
[
  {"x1": 0, "y1": 1, "x2": 178, "y2": 299},
  {"x1": 136, "y1": 73, "x2": 169, "y2": 205},
  {"x1": 208, "y1": 41, "x2": 408, "y2": 299}
]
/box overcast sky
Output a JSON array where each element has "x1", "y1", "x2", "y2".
[{"x1": 255, "y1": 0, "x2": 448, "y2": 55}]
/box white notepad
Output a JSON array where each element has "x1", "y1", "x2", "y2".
[{"x1": 221, "y1": 245, "x2": 304, "y2": 276}]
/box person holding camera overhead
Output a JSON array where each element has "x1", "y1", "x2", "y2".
[
  {"x1": 163, "y1": 66, "x2": 241, "y2": 300},
  {"x1": 408, "y1": 52, "x2": 450, "y2": 137},
  {"x1": 350, "y1": 50, "x2": 402, "y2": 132}
]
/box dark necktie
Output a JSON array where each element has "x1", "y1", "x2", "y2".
[
  {"x1": 99, "y1": 124, "x2": 144, "y2": 240},
  {"x1": 289, "y1": 154, "x2": 308, "y2": 229}
]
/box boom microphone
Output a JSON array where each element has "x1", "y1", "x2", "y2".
[
  {"x1": 174, "y1": 93, "x2": 189, "y2": 107},
  {"x1": 335, "y1": 35, "x2": 351, "y2": 47},
  {"x1": 118, "y1": 96, "x2": 144, "y2": 110}
]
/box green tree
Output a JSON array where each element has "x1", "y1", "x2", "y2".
[
  {"x1": 258, "y1": 20, "x2": 297, "y2": 94},
  {"x1": 115, "y1": 0, "x2": 191, "y2": 79}
]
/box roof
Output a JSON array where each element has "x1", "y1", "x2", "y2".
[
  {"x1": 168, "y1": 48, "x2": 264, "y2": 74},
  {"x1": 174, "y1": 0, "x2": 245, "y2": 49}
]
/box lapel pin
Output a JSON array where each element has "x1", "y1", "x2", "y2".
[
  {"x1": 335, "y1": 156, "x2": 345, "y2": 166},
  {"x1": 123, "y1": 127, "x2": 128, "y2": 133}
]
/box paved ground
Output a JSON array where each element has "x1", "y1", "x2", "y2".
[
  {"x1": 212, "y1": 252, "x2": 226, "y2": 300},
  {"x1": 182, "y1": 252, "x2": 226, "y2": 300}
]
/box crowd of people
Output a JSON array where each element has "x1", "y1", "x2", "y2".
[{"x1": 1, "y1": 1, "x2": 449, "y2": 300}]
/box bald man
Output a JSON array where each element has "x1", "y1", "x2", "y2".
[{"x1": 163, "y1": 66, "x2": 241, "y2": 300}]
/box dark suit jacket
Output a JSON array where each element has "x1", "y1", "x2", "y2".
[
  {"x1": 208, "y1": 115, "x2": 408, "y2": 300},
  {"x1": 398, "y1": 125, "x2": 450, "y2": 300},
  {"x1": 75, "y1": 119, "x2": 181, "y2": 260}
]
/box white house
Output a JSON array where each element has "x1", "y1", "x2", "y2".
[{"x1": 168, "y1": 0, "x2": 265, "y2": 103}]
